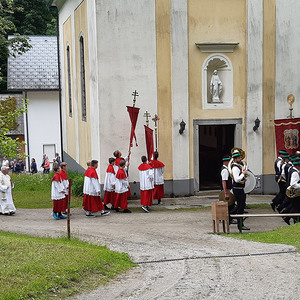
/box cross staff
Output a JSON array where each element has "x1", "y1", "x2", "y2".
[
  {"x1": 132, "y1": 90, "x2": 139, "y2": 107},
  {"x1": 152, "y1": 114, "x2": 160, "y2": 152},
  {"x1": 143, "y1": 111, "x2": 151, "y2": 127}
]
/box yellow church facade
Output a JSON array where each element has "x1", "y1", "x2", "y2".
[{"x1": 52, "y1": 0, "x2": 300, "y2": 195}]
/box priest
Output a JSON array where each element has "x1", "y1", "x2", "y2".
[{"x1": 0, "y1": 166, "x2": 16, "y2": 215}]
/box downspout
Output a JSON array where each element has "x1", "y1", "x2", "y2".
[
  {"x1": 52, "y1": 5, "x2": 64, "y2": 161},
  {"x1": 24, "y1": 90, "x2": 30, "y2": 170}
]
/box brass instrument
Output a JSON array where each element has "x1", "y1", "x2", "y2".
[
  {"x1": 228, "y1": 148, "x2": 248, "y2": 184},
  {"x1": 286, "y1": 186, "x2": 300, "y2": 198}
]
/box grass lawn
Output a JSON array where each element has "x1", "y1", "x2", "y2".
[
  {"x1": 227, "y1": 223, "x2": 300, "y2": 249},
  {"x1": 11, "y1": 173, "x2": 83, "y2": 209},
  {"x1": 0, "y1": 231, "x2": 135, "y2": 299}
]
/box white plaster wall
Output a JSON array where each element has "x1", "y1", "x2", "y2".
[
  {"x1": 96, "y1": 0, "x2": 158, "y2": 183},
  {"x1": 26, "y1": 91, "x2": 61, "y2": 171},
  {"x1": 87, "y1": 0, "x2": 100, "y2": 174},
  {"x1": 246, "y1": 0, "x2": 263, "y2": 175},
  {"x1": 170, "y1": 0, "x2": 189, "y2": 180},
  {"x1": 275, "y1": 0, "x2": 300, "y2": 119}
]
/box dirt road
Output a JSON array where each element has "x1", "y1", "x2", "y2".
[{"x1": 1, "y1": 201, "x2": 299, "y2": 299}]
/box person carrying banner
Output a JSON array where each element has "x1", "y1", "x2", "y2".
[
  {"x1": 114, "y1": 160, "x2": 131, "y2": 213},
  {"x1": 82, "y1": 160, "x2": 110, "y2": 217},
  {"x1": 139, "y1": 156, "x2": 154, "y2": 213},
  {"x1": 149, "y1": 151, "x2": 164, "y2": 205},
  {"x1": 103, "y1": 158, "x2": 116, "y2": 210}
]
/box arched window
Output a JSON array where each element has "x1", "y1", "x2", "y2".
[
  {"x1": 202, "y1": 54, "x2": 233, "y2": 110},
  {"x1": 66, "y1": 45, "x2": 72, "y2": 117},
  {"x1": 79, "y1": 35, "x2": 86, "y2": 121}
]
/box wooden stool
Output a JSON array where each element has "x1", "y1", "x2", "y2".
[{"x1": 211, "y1": 201, "x2": 230, "y2": 234}]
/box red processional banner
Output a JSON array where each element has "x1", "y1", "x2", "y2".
[
  {"x1": 127, "y1": 106, "x2": 140, "y2": 147},
  {"x1": 144, "y1": 125, "x2": 154, "y2": 161},
  {"x1": 274, "y1": 118, "x2": 300, "y2": 154}
]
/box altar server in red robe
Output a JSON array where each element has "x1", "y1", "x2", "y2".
[
  {"x1": 51, "y1": 165, "x2": 67, "y2": 220},
  {"x1": 149, "y1": 151, "x2": 165, "y2": 205},
  {"x1": 82, "y1": 160, "x2": 110, "y2": 217},
  {"x1": 139, "y1": 156, "x2": 154, "y2": 213},
  {"x1": 59, "y1": 162, "x2": 69, "y2": 214},
  {"x1": 114, "y1": 160, "x2": 131, "y2": 213},
  {"x1": 103, "y1": 158, "x2": 116, "y2": 210}
]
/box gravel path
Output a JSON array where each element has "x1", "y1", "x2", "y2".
[{"x1": 1, "y1": 198, "x2": 299, "y2": 299}]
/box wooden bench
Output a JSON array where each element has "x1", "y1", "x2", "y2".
[{"x1": 230, "y1": 213, "x2": 300, "y2": 233}]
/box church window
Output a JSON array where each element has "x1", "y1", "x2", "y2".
[
  {"x1": 66, "y1": 45, "x2": 72, "y2": 117},
  {"x1": 79, "y1": 35, "x2": 86, "y2": 121}
]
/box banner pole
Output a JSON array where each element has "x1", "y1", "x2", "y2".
[{"x1": 67, "y1": 178, "x2": 72, "y2": 240}]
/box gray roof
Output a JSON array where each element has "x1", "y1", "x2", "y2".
[{"x1": 7, "y1": 36, "x2": 59, "y2": 91}]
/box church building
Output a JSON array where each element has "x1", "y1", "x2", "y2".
[{"x1": 52, "y1": 0, "x2": 300, "y2": 195}]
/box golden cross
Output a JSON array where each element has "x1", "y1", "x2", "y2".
[{"x1": 143, "y1": 111, "x2": 151, "y2": 126}]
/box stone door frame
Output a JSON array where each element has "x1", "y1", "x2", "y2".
[{"x1": 193, "y1": 118, "x2": 243, "y2": 192}]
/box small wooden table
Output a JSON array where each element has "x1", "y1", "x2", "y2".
[
  {"x1": 212, "y1": 201, "x2": 230, "y2": 234},
  {"x1": 230, "y1": 213, "x2": 300, "y2": 233}
]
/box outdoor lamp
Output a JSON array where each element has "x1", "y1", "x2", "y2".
[
  {"x1": 179, "y1": 120, "x2": 186, "y2": 134},
  {"x1": 253, "y1": 117, "x2": 260, "y2": 132}
]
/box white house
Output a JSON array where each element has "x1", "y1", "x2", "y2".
[{"x1": 7, "y1": 36, "x2": 62, "y2": 171}]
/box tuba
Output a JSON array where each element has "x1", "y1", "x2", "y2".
[
  {"x1": 286, "y1": 185, "x2": 300, "y2": 198},
  {"x1": 228, "y1": 148, "x2": 247, "y2": 184}
]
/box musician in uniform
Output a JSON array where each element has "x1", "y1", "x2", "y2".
[
  {"x1": 220, "y1": 155, "x2": 237, "y2": 224},
  {"x1": 274, "y1": 150, "x2": 288, "y2": 182},
  {"x1": 230, "y1": 151, "x2": 250, "y2": 230},
  {"x1": 283, "y1": 158, "x2": 300, "y2": 225},
  {"x1": 271, "y1": 153, "x2": 290, "y2": 211}
]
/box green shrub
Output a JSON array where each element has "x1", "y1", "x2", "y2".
[{"x1": 67, "y1": 171, "x2": 84, "y2": 197}]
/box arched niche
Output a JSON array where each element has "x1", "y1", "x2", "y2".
[{"x1": 202, "y1": 54, "x2": 233, "y2": 109}]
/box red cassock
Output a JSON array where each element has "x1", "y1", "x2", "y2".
[
  {"x1": 149, "y1": 159, "x2": 165, "y2": 200},
  {"x1": 103, "y1": 165, "x2": 116, "y2": 205},
  {"x1": 114, "y1": 168, "x2": 128, "y2": 210},
  {"x1": 52, "y1": 173, "x2": 67, "y2": 212},
  {"x1": 83, "y1": 167, "x2": 104, "y2": 212},
  {"x1": 59, "y1": 169, "x2": 69, "y2": 210},
  {"x1": 138, "y1": 163, "x2": 154, "y2": 206}
]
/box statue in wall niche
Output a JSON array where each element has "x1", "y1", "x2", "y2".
[{"x1": 210, "y1": 70, "x2": 223, "y2": 103}]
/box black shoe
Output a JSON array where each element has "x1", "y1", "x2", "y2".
[
  {"x1": 142, "y1": 206, "x2": 149, "y2": 213},
  {"x1": 123, "y1": 209, "x2": 132, "y2": 213},
  {"x1": 283, "y1": 217, "x2": 290, "y2": 225},
  {"x1": 111, "y1": 205, "x2": 115, "y2": 210},
  {"x1": 241, "y1": 226, "x2": 250, "y2": 230},
  {"x1": 158, "y1": 199, "x2": 161, "y2": 205},
  {"x1": 230, "y1": 219, "x2": 238, "y2": 224},
  {"x1": 115, "y1": 208, "x2": 120, "y2": 212},
  {"x1": 104, "y1": 205, "x2": 110, "y2": 210},
  {"x1": 270, "y1": 203, "x2": 276, "y2": 212}
]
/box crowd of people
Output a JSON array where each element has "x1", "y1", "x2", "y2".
[
  {"x1": 51, "y1": 149, "x2": 165, "y2": 219},
  {"x1": 0, "y1": 153, "x2": 62, "y2": 175},
  {"x1": 271, "y1": 150, "x2": 300, "y2": 225}
]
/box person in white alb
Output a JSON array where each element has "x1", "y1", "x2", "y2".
[
  {"x1": 82, "y1": 160, "x2": 110, "y2": 217},
  {"x1": 149, "y1": 151, "x2": 165, "y2": 205},
  {"x1": 103, "y1": 157, "x2": 116, "y2": 210},
  {"x1": 138, "y1": 156, "x2": 154, "y2": 213},
  {"x1": 51, "y1": 165, "x2": 67, "y2": 220},
  {"x1": 0, "y1": 166, "x2": 16, "y2": 215}
]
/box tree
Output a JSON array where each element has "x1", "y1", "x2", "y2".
[
  {"x1": 0, "y1": 0, "x2": 32, "y2": 90},
  {"x1": 0, "y1": 97, "x2": 28, "y2": 158},
  {"x1": 0, "y1": 0, "x2": 57, "y2": 91}
]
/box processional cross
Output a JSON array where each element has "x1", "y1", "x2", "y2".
[
  {"x1": 143, "y1": 111, "x2": 151, "y2": 127},
  {"x1": 132, "y1": 90, "x2": 139, "y2": 107},
  {"x1": 152, "y1": 114, "x2": 160, "y2": 151}
]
